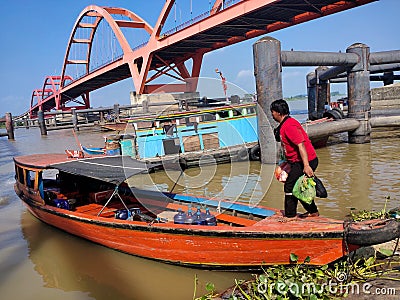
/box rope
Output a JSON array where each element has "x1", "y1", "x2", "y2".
[
  {"x1": 170, "y1": 168, "x2": 184, "y2": 193},
  {"x1": 387, "y1": 236, "x2": 399, "y2": 265},
  {"x1": 343, "y1": 218, "x2": 353, "y2": 280}
]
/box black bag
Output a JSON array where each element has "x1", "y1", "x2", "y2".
[{"x1": 314, "y1": 176, "x2": 328, "y2": 198}]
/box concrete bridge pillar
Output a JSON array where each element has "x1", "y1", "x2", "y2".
[
  {"x1": 347, "y1": 43, "x2": 371, "y2": 144},
  {"x1": 253, "y1": 36, "x2": 282, "y2": 164}
]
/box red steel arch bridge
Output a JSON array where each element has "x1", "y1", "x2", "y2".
[{"x1": 28, "y1": 0, "x2": 376, "y2": 118}]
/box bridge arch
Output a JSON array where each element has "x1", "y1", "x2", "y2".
[
  {"x1": 60, "y1": 5, "x2": 153, "y2": 89},
  {"x1": 41, "y1": 76, "x2": 60, "y2": 109},
  {"x1": 30, "y1": 90, "x2": 44, "y2": 118}
]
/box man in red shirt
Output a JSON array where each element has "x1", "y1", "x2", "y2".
[{"x1": 270, "y1": 99, "x2": 319, "y2": 218}]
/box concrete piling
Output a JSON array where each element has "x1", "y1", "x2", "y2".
[
  {"x1": 307, "y1": 72, "x2": 317, "y2": 120},
  {"x1": 253, "y1": 36, "x2": 282, "y2": 164},
  {"x1": 71, "y1": 108, "x2": 78, "y2": 131},
  {"x1": 24, "y1": 117, "x2": 29, "y2": 129},
  {"x1": 114, "y1": 104, "x2": 120, "y2": 122},
  {"x1": 38, "y1": 110, "x2": 47, "y2": 136},
  {"x1": 315, "y1": 66, "x2": 330, "y2": 118},
  {"x1": 346, "y1": 43, "x2": 371, "y2": 144},
  {"x1": 5, "y1": 112, "x2": 14, "y2": 140}
]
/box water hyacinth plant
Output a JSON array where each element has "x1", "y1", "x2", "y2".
[{"x1": 195, "y1": 253, "x2": 400, "y2": 300}]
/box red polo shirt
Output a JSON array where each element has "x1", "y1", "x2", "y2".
[{"x1": 280, "y1": 117, "x2": 317, "y2": 163}]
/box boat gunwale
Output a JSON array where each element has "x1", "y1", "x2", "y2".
[{"x1": 20, "y1": 195, "x2": 345, "y2": 240}]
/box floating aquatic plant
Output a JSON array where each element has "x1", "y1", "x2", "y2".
[{"x1": 195, "y1": 254, "x2": 400, "y2": 300}]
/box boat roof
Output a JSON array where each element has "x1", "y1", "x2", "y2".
[
  {"x1": 126, "y1": 103, "x2": 255, "y2": 123},
  {"x1": 14, "y1": 154, "x2": 153, "y2": 185}
]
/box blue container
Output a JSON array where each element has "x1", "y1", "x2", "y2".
[
  {"x1": 204, "y1": 207, "x2": 217, "y2": 226},
  {"x1": 193, "y1": 211, "x2": 206, "y2": 225},
  {"x1": 53, "y1": 199, "x2": 70, "y2": 210},
  {"x1": 115, "y1": 208, "x2": 141, "y2": 220},
  {"x1": 115, "y1": 209, "x2": 130, "y2": 220},
  {"x1": 184, "y1": 209, "x2": 195, "y2": 225},
  {"x1": 174, "y1": 208, "x2": 186, "y2": 224},
  {"x1": 196, "y1": 206, "x2": 205, "y2": 217},
  {"x1": 106, "y1": 148, "x2": 121, "y2": 156},
  {"x1": 130, "y1": 207, "x2": 141, "y2": 215}
]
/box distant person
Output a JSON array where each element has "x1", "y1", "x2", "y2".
[
  {"x1": 324, "y1": 101, "x2": 332, "y2": 111},
  {"x1": 105, "y1": 112, "x2": 113, "y2": 122},
  {"x1": 163, "y1": 121, "x2": 176, "y2": 137},
  {"x1": 270, "y1": 99, "x2": 319, "y2": 218}
]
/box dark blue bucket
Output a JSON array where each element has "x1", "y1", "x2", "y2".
[{"x1": 53, "y1": 199, "x2": 70, "y2": 210}]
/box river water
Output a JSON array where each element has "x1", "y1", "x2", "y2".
[{"x1": 1, "y1": 123, "x2": 400, "y2": 300}]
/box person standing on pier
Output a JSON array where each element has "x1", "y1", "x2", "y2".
[{"x1": 270, "y1": 99, "x2": 319, "y2": 218}]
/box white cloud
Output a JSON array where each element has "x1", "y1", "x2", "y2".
[{"x1": 236, "y1": 69, "x2": 253, "y2": 80}]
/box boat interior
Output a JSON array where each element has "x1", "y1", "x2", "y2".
[{"x1": 18, "y1": 166, "x2": 274, "y2": 227}]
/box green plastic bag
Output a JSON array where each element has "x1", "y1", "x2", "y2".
[{"x1": 293, "y1": 175, "x2": 316, "y2": 204}]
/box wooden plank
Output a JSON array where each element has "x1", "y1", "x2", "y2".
[
  {"x1": 202, "y1": 132, "x2": 220, "y2": 150},
  {"x1": 183, "y1": 135, "x2": 201, "y2": 152}
]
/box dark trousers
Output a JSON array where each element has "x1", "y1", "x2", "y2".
[{"x1": 283, "y1": 157, "x2": 319, "y2": 217}]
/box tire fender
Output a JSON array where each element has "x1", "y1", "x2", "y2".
[
  {"x1": 249, "y1": 145, "x2": 261, "y2": 161},
  {"x1": 237, "y1": 148, "x2": 249, "y2": 161},
  {"x1": 323, "y1": 109, "x2": 343, "y2": 120},
  {"x1": 346, "y1": 219, "x2": 400, "y2": 246}
]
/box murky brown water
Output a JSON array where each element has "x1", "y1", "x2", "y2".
[{"x1": 1, "y1": 127, "x2": 399, "y2": 299}]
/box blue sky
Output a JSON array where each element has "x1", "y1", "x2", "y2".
[{"x1": 0, "y1": 0, "x2": 398, "y2": 117}]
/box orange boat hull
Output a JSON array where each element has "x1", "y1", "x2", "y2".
[{"x1": 23, "y1": 201, "x2": 350, "y2": 269}]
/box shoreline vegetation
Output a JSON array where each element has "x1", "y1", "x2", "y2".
[{"x1": 285, "y1": 91, "x2": 345, "y2": 102}]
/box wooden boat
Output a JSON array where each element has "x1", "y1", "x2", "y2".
[
  {"x1": 100, "y1": 122, "x2": 130, "y2": 132},
  {"x1": 82, "y1": 134, "x2": 134, "y2": 157},
  {"x1": 81, "y1": 146, "x2": 105, "y2": 155},
  {"x1": 14, "y1": 153, "x2": 399, "y2": 269}
]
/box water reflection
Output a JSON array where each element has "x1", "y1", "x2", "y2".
[
  {"x1": 132, "y1": 160, "x2": 275, "y2": 206},
  {"x1": 308, "y1": 137, "x2": 400, "y2": 219}
]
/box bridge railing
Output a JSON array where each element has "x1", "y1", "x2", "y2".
[
  {"x1": 63, "y1": 54, "x2": 125, "y2": 87},
  {"x1": 161, "y1": 0, "x2": 242, "y2": 37}
]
